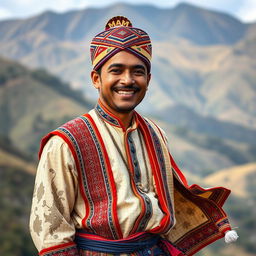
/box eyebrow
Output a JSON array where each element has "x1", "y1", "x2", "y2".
[{"x1": 107, "y1": 63, "x2": 146, "y2": 71}]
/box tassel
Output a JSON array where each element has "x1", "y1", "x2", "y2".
[{"x1": 225, "y1": 230, "x2": 239, "y2": 243}]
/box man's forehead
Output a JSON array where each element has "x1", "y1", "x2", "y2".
[
  {"x1": 106, "y1": 63, "x2": 146, "y2": 70},
  {"x1": 103, "y1": 51, "x2": 147, "y2": 69}
]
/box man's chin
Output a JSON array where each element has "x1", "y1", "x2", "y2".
[{"x1": 115, "y1": 105, "x2": 136, "y2": 113}]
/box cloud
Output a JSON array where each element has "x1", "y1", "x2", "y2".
[
  {"x1": 0, "y1": 0, "x2": 255, "y2": 22},
  {"x1": 237, "y1": 0, "x2": 256, "y2": 22},
  {"x1": 0, "y1": 0, "x2": 91, "y2": 19},
  {"x1": 0, "y1": 7, "x2": 13, "y2": 20},
  {"x1": 40, "y1": 0, "x2": 90, "y2": 12}
]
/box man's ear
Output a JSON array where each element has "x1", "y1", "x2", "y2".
[{"x1": 91, "y1": 70, "x2": 101, "y2": 89}]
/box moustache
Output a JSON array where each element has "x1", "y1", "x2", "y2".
[{"x1": 113, "y1": 85, "x2": 140, "y2": 91}]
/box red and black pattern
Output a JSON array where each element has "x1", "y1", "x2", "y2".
[
  {"x1": 136, "y1": 114, "x2": 175, "y2": 234},
  {"x1": 135, "y1": 117, "x2": 232, "y2": 256},
  {"x1": 40, "y1": 115, "x2": 122, "y2": 240},
  {"x1": 171, "y1": 176, "x2": 231, "y2": 255},
  {"x1": 39, "y1": 242, "x2": 78, "y2": 256}
]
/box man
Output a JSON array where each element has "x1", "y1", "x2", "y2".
[{"x1": 30, "y1": 16, "x2": 237, "y2": 256}]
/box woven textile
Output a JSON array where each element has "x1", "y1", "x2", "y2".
[
  {"x1": 39, "y1": 242, "x2": 78, "y2": 256},
  {"x1": 75, "y1": 231, "x2": 184, "y2": 255},
  {"x1": 90, "y1": 16, "x2": 152, "y2": 71}
]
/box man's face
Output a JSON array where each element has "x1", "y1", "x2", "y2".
[{"x1": 91, "y1": 51, "x2": 151, "y2": 116}]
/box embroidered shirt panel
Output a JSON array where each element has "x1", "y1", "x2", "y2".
[{"x1": 89, "y1": 109, "x2": 166, "y2": 237}]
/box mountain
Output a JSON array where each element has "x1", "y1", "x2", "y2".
[
  {"x1": 203, "y1": 163, "x2": 256, "y2": 255},
  {"x1": 0, "y1": 3, "x2": 255, "y2": 131},
  {"x1": 0, "y1": 136, "x2": 36, "y2": 174},
  {"x1": 149, "y1": 37, "x2": 256, "y2": 129},
  {"x1": 204, "y1": 162, "x2": 256, "y2": 198},
  {"x1": 0, "y1": 3, "x2": 249, "y2": 45},
  {"x1": 0, "y1": 56, "x2": 93, "y2": 156},
  {"x1": 159, "y1": 120, "x2": 256, "y2": 176},
  {"x1": 158, "y1": 104, "x2": 256, "y2": 144}
]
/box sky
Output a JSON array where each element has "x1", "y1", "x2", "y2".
[{"x1": 0, "y1": 0, "x2": 256, "y2": 23}]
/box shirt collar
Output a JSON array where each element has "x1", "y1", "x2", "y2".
[{"x1": 95, "y1": 100, "x2": 138, "y2": 131}]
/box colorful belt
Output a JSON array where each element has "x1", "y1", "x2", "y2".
[{"x1": 75, "y1": 230, "x2": 184, "y2": 255}]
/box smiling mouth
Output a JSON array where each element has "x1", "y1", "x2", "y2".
[
  {"x1": 114, "y1": 86, "x2": 139, "y2": 96},
  {"x1": 116, "y1": 90, "x2": 135, "y2": 95}
]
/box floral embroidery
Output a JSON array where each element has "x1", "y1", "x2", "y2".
[
  {"x1": 186, "y1": 207, "x2": 195, "y2": 216},
  {"x1": 43, "y1": 168, "x2": 65, "y2": 236},
  {"x1": 37, "y1": 182, "x2": 45, "y2": 203},
  {"x1": 33, "y1": 211, "x2": 43, "y2": 236},
  {"x1": 182, "y1": 221, "x2": 191, "y2": 229}
]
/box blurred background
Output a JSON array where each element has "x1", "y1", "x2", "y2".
[{"x1": 0, "y1": 0, "x2": 255, "y2": 255}]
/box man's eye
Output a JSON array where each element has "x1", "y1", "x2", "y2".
[
  {"x1": 134, "y1": 69, "x2": 145, "y2": 75},
  {"x1": 110, "y1": 69, "x2": 121, "y2": 73}
]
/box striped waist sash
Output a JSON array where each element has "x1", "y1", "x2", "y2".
[
  {"x1": 75, "y1": 231, "x2": 160, "y2": 254},
  {"x1": 75, "y1": 230, "x2": 184, "y2": 255}
]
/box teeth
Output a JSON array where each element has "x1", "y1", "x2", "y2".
[{"x1": 117, "y1": 91, "x2": 134, "y2": 95}]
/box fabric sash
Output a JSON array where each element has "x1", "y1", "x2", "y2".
[{"x1": 75, "y1": 231, "x2": 184, "y2": 255}]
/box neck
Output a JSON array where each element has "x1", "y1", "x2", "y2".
[
  {"x1": 116, "y1": 111, "x2": 134, "y2": 130},
  {"x1": 97, "y1": 100, "x2": 135, "y2": 130}
]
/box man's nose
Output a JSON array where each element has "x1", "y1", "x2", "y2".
[{"x1": 121, "y1": 71, "x2": 134, "y2": 85}]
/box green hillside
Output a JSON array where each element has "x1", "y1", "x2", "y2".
[
  {"x1": 0, "y1": 56, "x2": 92, "y2": 156},
  {"x1": 0, "y1": 136, "x2": 36, "y2": 174},
  {"x1": 0, "y1": 137, "x2": 37, "y2": 255},
  {"x1": 155, "y1": 120, "x2": 256, "y2": 176},
  {"x1": 0, "y1": 165, "x2": 37, "y2": 256}
]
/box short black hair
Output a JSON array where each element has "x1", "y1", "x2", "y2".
[{"x1": 96, "y1": 67, "x2": 102, "y2": 76}]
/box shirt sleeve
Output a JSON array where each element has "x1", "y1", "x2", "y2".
[{"x1": 29, "y1": 136, "x2": 79, "y2": 256}]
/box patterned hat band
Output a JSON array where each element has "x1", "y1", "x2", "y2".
[{"x1": 90, "y1": 17, "x2": 152, "y2": 72}]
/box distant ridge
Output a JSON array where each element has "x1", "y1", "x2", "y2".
[
  {"x1": 0, "y1": 2, "x2": 255, "y2": 130},
  {"x1": 0, "y1": 136, "x2": 36, "y2": 174},
  {"x1": 0, "y1": 3, "x2": 250, "y2": 45}
]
